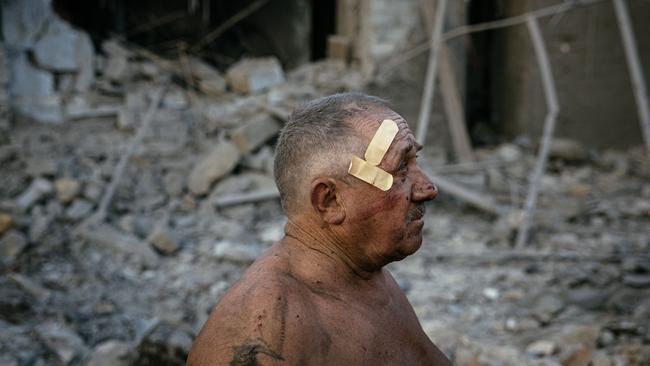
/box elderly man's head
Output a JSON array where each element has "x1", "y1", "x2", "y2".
[
  {"x1": 274, "y1": 92, "x2": 390, "y2": 214},
  {"x1": 274, "y1": 93, "x2": 438, "y2": 267}
]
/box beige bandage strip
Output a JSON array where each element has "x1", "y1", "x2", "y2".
[{"x1": 348, "y1": 119, "x2": 399, "y2": 191}]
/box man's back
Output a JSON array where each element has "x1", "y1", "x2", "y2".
[{"x1": 187, "y1": 239, "x2": 451, "y2": 365}]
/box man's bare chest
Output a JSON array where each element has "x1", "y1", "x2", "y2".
[{"x1": 307, "y1": 298, "x2": 435, "y2": 365}]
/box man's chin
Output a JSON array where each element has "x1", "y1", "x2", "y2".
[{"x1": 394, "y1": 235, "x2": 423, "y2": 260}]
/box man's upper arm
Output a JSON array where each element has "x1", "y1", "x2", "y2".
[{"x1": 187, "y1": 279, "x2": 314, "y2": 366}]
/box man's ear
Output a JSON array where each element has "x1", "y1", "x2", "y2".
[{"x1": 310, "y1": 178, "x2": 346, "y2": 226}]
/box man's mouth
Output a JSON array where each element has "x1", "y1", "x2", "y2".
[{"x1": 407, "y1": 204, "x2": 425, "y2": 223}]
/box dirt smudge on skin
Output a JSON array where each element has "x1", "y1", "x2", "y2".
[
  {"x1": 229, "y1": 338, "x2": 284, "y2": 366},
  {"x1": 356, "y1": 191, "x2": 402, "y2": 221}
]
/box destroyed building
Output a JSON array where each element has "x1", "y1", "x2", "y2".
[{"x1": 1, "y1": 0, "x2": 649, "y2": 365}]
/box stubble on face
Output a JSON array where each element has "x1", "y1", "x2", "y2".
[{"x1": 345, "y1": 111, "x2": 428, "y2": 263}]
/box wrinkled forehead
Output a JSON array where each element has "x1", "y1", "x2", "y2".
[{"x1": 355, "y1": 110, "x2": 415, "y2": 148}]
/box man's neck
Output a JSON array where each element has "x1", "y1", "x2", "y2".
[{"x1": 282, "y1": 218, "x2": 382, "y2": 283}]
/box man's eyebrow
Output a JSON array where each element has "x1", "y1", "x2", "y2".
[{"x1": 392, "y1": 140, "x2": 416, "y2": 162}]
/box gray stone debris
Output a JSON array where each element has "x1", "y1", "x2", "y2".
[
  {"x1": 28, "y1": 205, "x2": 52, "y2": 242},
  {"x1": 226, "y1": 57, "x2": 285, "y2": 94},
  {"x1": 25, "y1": 158, "x2": 57, "y2": 177},
  {"x1": 148, "y1": 225, "x2": 181, "y2": 255},
  {"x1": 0, "y1": 213, "x2": 12, "y2": 235},
  {"x1": 54, "y1": 178, "x2": 81, "y2": 204},
  {"x1": 72, "y1": 32, "x2": 95, "y2": 92},
  {"x1": 8, "y1": 52, "x2": 54, "y2": 98},
  {"x1": 231, "y1": 113, "x2": 282, "y2": 154},
  {"x1": 188, "y1": 140, "x2": 241, "y2": 196},
  {"x1": 163, "y1": 88, "x2": 189, "y2": 110},
  {"x1": 212, "y1": 240, "x2": 262, "y2": 263},
  {"x1": 77, "y1": 223, "x2": 159, "y2": 266},
  {"x1": 242, "y1": 145, "x2": 275, "y2": 174},
  {"x1": 550, "y1": 138, "x2": 589, "y2": 162},
  {"x1": 163, "y1": 171, "x2": 186, "y2": 197},
  {"x1": 86, "y1": 340, "x2": 132, "y2": 366},
  {"x1": 525, "y1": 340, "x2": 556, "y2": 357},
  {"x1": 531, "y1": 293, "x2": 566, "y2": 324},
  {"x1": 16, "y1": 178, "x2": 53, "y2": 211},
  {"x1": 65, "y1": 199, "x2": 93, "y2": 220},
  {"x1": 8, "y1": 273, "x2": 50, "y2": 302},
  {"x1": 36, "y1": 321, "x2": 86, "y2": 365},
  {"x1": 2, "y1": 0, "x2": 96, "y2": 123},
  {"x1": 0, "y1": 229, "x2": 27, "y2": 264},
  {"x1": 623, "y1": 274, "x2": 650, "y2": 288},
  {"x1": 33, "y1": 17, "x2": 81, "y2": 72},
  {"x1": 1, "y1": 0, "x2": 52, "y2": 50},
  {"x1": 188, "y1": 57, "x2": 227, "y2": 96}
]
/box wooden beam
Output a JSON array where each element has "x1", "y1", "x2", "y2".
[
  {"x1": 515, "y1": 17, "x2": 560, "y2": 248},
  {"x1": 419, "y1": 0, "x2": 474, "y2": 162},
  {"x1": 416, "y1": 0, "x2": 448, "y2": 145},
  {"x1": 613, "y1": 0, "x2": 650, "y2": 157}
]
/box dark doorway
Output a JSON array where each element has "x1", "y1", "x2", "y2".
[
  {"x1": 310, "y1": 0, "x2": 337, "y2": 60},
  {"x1": 466, "y1": 0, "x2": 499, "y2": 145}
]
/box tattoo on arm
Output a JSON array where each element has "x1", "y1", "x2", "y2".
[{"x1": 229, "y1": 338, "x2": 284, "y2": 366}]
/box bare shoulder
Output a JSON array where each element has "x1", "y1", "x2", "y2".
[{"x1": 187, "y1": 251, "x2": 322, "y2": 366}]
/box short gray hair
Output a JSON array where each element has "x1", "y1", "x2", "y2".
[{"x1": 274, "y1": 92, "x2": 390, "y2": 214}]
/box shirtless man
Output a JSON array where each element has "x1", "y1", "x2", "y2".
[{"x1": 187, "y1": 93, "x2": 452, "y2": 365}]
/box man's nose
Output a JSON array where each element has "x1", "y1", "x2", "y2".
[{"x1": 411, "y1": 167, "x2": 438, "y2": 202}]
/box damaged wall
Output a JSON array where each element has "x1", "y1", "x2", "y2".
[
  {"x1": 2, "y1": 0, "x2": 95, "y2": 123},
  {"x1": 493, "y1": 0, "x2": 650, "y2": 149}
]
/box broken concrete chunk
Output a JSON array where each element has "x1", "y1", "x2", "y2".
[
  {"x1": 101, "y1": 39, "x2": 131, "y2": 58},
  {"x1": 33, "y1": 17, "x2": 80, "y2": 72},
  {"x1": 148, "y1": 226, "x2": 181, "y2": 255},
  {"x1": 104, "y1": 54, "x2": 128, "y2": 82},
  {"x1": 0, "y1": 229, "x2": 27, "y2": 264},
  {"x1": 77, "y1": 223, "x2": 159, "y2": 265},
  {"x1": 25, "y1": 158, "x2": 57, "y2": 176},
  {"x1": 83, "y1": 182, "x2": 103, "y2": 202},
  {"x1": 65, "y1": 199, "x2": 93, "y2": 220},
  {"x1": 550, "y1": 138, "x2": 589, "y2": 162},
  {"x1": 74, "y1": 32, "x2": 95, "y2": 92},
  {"x1": 16, "y1": 178, "x2": 53, "y2": 211},
  {"x1": 531, "y1": 294, "x2": 565, "y2": 324},
  {"x1": 525, "y1": 340, "x2": 556, "y2": 357},
  {"x1": 188, "y1": 57, "x2": 226, "y2": 95},
  {"x1": 226, "y1": 57, "x2": 285, "y2": 94},
  {"x1": 37, "y1": 321, "x2": 86, "y2": 365},
  {"x1": 29, "y1": 205, "x2": 52, "y2": 242},
  {"x1": 188, "y1": 141, "x2": 240, "y2": 196},
  {"x1": 1, "y1": 0, "x2": 51, "y2": 50},
  {"x1": 8, "y1": 273, "x2": 50, "y2": 302},
  {"x1": 212, "y1": 240, "x2": 261, "y2": 263},
  {"x1": 231, "y1": 113, "x2": 281, "y2": 154},
  {"x1": 0, "y1": 213, "x2": 12, "y2": 235},
  {"x1": 163, "y1": 88, "x2": 189, "y2": 109},
  {"x1": 163, "y1": 171, "x2": 185, "y2": 197},
  {"x1": 86, "y1": 340, "x2": 132, "y2": 366},
  {"x1": 8, "y1": 51, "x2": 55, "y2": 98},
  {"x1": 55, "y1": 178, "x2": 81, "y2": 204},
  {"x1": 623, "y1": 274, "x2": 650, "y2": 288},
  {"x1": 242, "y1": 145, "x2": 274, "y2": 173}
]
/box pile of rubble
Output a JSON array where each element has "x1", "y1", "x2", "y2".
[
  {"x1": 0, "y1": 16, "x2": 364, "y2": 362},
  {"x1": 1, "y1": 6, "x2": 650, "y2": 364}
]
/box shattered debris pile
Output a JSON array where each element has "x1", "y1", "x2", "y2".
[
  {"x1": 1, "y1": 19, "x2": 649, "y2": 366},
  {"x1": 0, "y1": 32, "x2": 365, "y2": 365}
]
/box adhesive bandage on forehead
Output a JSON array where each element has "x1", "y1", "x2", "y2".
[{"x1": 347, "y1": 119, "x2": 399, "y2": 191}]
